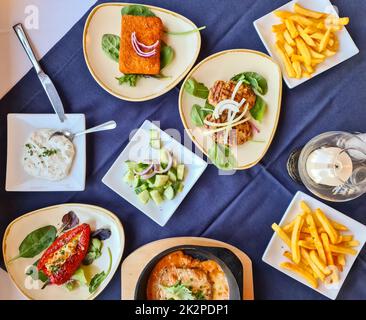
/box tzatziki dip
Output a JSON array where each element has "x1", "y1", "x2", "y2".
[{"x1": 22, "y1": 129, "x2": 75, "y2": 181}]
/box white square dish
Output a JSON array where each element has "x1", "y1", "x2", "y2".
[
  {"x1": 6, "y1": 114, "x2": 86, "y2": 192},
  {"x1": 102, "y1": 120, "x2": 208, "y2": 226},
  {"x1": 262, "y1": 191, "x2": 366, "y2": 299},
  {"x1": 253, "y1": 0, "x2": 359, "y2": 89}
]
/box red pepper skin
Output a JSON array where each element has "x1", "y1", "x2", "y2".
[{"x1": 37, "y1": 223, "x2": 90, "y2": 285}]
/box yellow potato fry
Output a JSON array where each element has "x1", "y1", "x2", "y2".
[
  {"x1": 283, "y1": 251, "x2": 312, "y2": 273},
  {"x1": 328, "y1": 38, "x2": 334, "y2": 47},
  {"x1": 320, "y1": 233, "x2": 334, "y2": 265},
  {"x1": 304, "y1": 63, "x2": 314, "y2": 74},
  {"x1": 292, "y1": 61, "x2": 302, "y2": 78},
  {"x1": 297, "y1": 25, "x2": 316, "y2": 47},
  {"x1": 310, "y1": 250, "x2": 331, "y2": 275},
  {"x1": 330, "y1": 220, "x2": 348, "y2": 231},
  {"x1": 310, "y1": 32, "x2": 324, "y2": 40},
  {"x1": 280, "y1": 262, "x2": 318, "y2": 288},
  {"x1": 343, "y1": 240, "x2": 360, "y2": 247},
  {"x1": 291, "y1": 54, "x2": 304, "y2": 62},
  {"x1": 309, "y1": 47, "x2": 325, "y2": 59},
  {"x1": 311, "y1": 58, "x2": 324, "y2": 66},
  {"x1": 303, "y1": 26, "x2": 318, "y2": 34},
  {"x1": 276, "y1": 32, "x2": 286, "y2": 44},
  {"x1": 285, "y1": 19, "x2": 299, "y2": 38},
  {"x1": 274, "y1": 10, "x2": 293, "y2": 18},
  {"x1": 284, "y1": 42, "x2": 295, "y2": 56},
  {"x1": 325, "y1": 15, "x2": 349, "y2": 26},
  {"x1": 319, "y1": 28, "x2": 331, "y2": 52},
  {"x1": 291, "y1": 215, "x2": 304, "y2": 263},
  {"x1": 300, "y1": 200, "x2": 312, "y2": 214},
  {"x1": 339, "y1": 235, "x2": 353, "y2": 242},
  {"x1": 272, "y1": 223, "x2": 291, "y2": 247},
  {"x1": 296, "y1": 37, "x2": 311, "y2": 66},
  {"x1": 329, "y1": 244, "x2": 357, "y2": 256},
  {"x1": 337, "y1": 254, "x2": 346, "y2": 266},
  {"x1": 275, "y1": 42, "x2": 296, "y2": 78},
  {"x1": 335, "y1": 256, "x2": 343, "y2": 272},
  {"x1": 323, "y1": 49, "x2": 336, "y2": 57},
  {"x1": 302, "y1": 72, "x2": 312, "y2": 78},
  {"x1": 301, "y1": 248, "x2": 325, "y2": 281},
  {"x1": 284, "y1": 30, "x2": 296, "y2": 46},
  {"x1": 314, "y1": 208, "x2": 339, "y2": 244},
  {"x1": 272, "y1": 23, "x2": 287, "y2": 33},
  {"x1": 289, "y1": 14, "x2": 314, "y2": 27},
  {"x1": 294, "y1": 3, "x2": 324, "y2": 19},
  {"x1": 298, "y1": 240, "x2": 316, "y2": 250},
  {"x1": 306, "y1": 215, "x2": 326, "y2": 263}
]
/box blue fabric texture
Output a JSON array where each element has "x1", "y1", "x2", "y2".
[{"x1": 0, "y1": 0, "x2": 365, "y2": 300}]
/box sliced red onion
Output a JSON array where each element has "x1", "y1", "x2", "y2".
[
  {"x1": 131, "y1": 32, "x2": 157, "y2": 58},
  {"x1": 250, "y1": 121, "x2": 260, "y2": 133},
  {"x1": 154, "y1": 152, "x2": 173, "y2": 173},
  {"x1": 141, "y1": 170, "x2": 156, "y2": 180},
  {"x1": 132, "y1": 32, "x2": 159, "y2": 49},
  {"x1": 134, "y1": 163, "x2": 154, "y2": 176}
]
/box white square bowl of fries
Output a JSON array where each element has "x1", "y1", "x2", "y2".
[
  {"x1": 263, "y1": 191, "x2": 366, "y2": 300},
  {"x1": 254, "y1": 0, "x2": 359, "y2": 88}
]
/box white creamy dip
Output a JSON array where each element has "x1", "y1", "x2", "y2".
[{"x1": 22, "y1": 129, "x2": 75, "y2": 181}]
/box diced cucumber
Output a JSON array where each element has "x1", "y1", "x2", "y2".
[
  {"x1": 150, "y1": 190, "x2": 163, "y2": 205},
  {"x1": 167, "y1": 170, "x2": 177, "y2": 182},
  {"x1": 150, "y1": 139, "x2": 161, "y2": 149},
  {"x1": 125, "y1": 160, "x2": 137, "y2": 171},
  {"x1": 135, "y1": 183, "x2": 148, "y2": 195},
  {"x1": 164, "y1": 180, "x2": 173, "y2": 189},
  {"x1": 123, "y1": 170, "x2": 135, "y2": 185},
  {"x1": 172, "y1": 181, "x2": 184, "y2": 193},
  {"x1": 135, "y1": 162, "x2": 149, "y2": 173},
  {"x1": 154, "y1": 174, "x2": 169, "y2": 187},
  {"x1": 160, "y1": 149, "x2": 169, "y2": 165},
  {"x1": 133, "y1": 175, "x2": 141, "y2": 188},
  {"x1": 150, "y1": 129, "x2": 160, "y2": 140},
  {"x1": 138, "y1": 190, "x2": 150, "y2": 204},
  {"x1": 163, "y1": 186, "x2": 175, "y2": 200},
  {"x1": 177, "y1": 164, "x2": 185, "y2": 181},
  {"x1": 177, "y1": 182, "x2": 184, "y2": 193}
]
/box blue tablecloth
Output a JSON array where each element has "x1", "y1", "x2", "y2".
[{"x1": 1, "y1": 0, "x2": 366, "y2": 300}]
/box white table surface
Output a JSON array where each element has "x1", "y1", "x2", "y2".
[
  {"x1": 0, "y1": 0, "x2": 96, "y2": 299},
  {"x1": 0, "y1": 0, "x2": 97, "y2": 99}
]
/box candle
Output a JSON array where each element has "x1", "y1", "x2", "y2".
[{"x1": 305, "y1": 147, "x2": 353, "y2": 187}]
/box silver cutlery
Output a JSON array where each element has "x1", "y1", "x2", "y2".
[
  {"x1": 13, "y1": 23, "x2": 66, "y2": 123},
  {"x1": 50, "y1": 120, "x2": 117, "y2": 141}
]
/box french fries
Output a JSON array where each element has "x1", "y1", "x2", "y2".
[
  {"x1": 271, "y1": 3, "x2": 349, "y2": 79},
  {"x1": 271, "y1": 200, "x2": 359, "y2": 289}
]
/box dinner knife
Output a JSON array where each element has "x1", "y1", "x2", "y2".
[{"x1": 13, "y1": 23, "x2": 66, "y2": 123}]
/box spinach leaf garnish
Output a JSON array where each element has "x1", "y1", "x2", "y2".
[
  {"x1": 101, "y1": 34, "x2": 120, "y2": 63},
  {"x1": 89, "y1": 247, "x2": 112, "y2": 293},
  {"x1": 208, "y1": 143, "x2": 237, "y2": 170},
  {"x1": 160, "y1": 41, "x2": 174, "y2": 70},
  {"x1": 121, "y1": 5, "x2": 155, "y2": 17},
  {"x1": 115, "y1": 74, "x2": 140, "y2": 87},
  {"x1": 190, "y1": 102, "x2": 214, "y2": 127},
  {"x1": 83, "y1": 238, "x2": 103, "y2": 266},
  {"x1": 184, "y1": 78, "x2": 209, "y2": 99},
  {"x1": 8, "y1": 226, "x2": 57, "y2": 262},
  {"x1": 25, "y1": 260, "x2": 48, "y2": 282},
  {"x1": 231, "y1": 71, "x2": 268, "y2": 95},
  {"x1": 250, "y1": 95, "x2": 267, "y2": 122}
]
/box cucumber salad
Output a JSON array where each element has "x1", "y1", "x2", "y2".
[{"x1": 124, "y1": 129, "x2": 185, "y2": 205}]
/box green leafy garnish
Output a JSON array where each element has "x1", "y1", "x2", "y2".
[
  {"x1": 184, "y1": 78, "x2": 209, "y2": 99},
  {"x1": 231, "y1": 71, "x2": 268, "y2": 95},
  {"x1": 160, "y1": 282, "x2": 206, "y2": 300},
  {"x1": 190, "y1": 102, "x2": 214, "y2": 126},
  {"x1": 115, "y1": 74, "x2": 140, "y2": 87},
  {"x1": 164, "y1": 26, "x2": 206, "y2": 36},
  {"x1": 121, "y1": 5, "x2": 155, "y2": 17},
  {"x1": 9, "y1": 226, "x2": 57, "y2": 262},
  {"x1": 160, "y1": 41, "x2": 174, "y2": 70},
  {"x1": 89, "y1": 247, "x2": 112, "y2": 293},
  {"x1": 83, "y1": 238, "x2": 103, "y2": 266},
  {"x1": 101, "y1": 34, "x2": 120, "y2": 63},
  {"x1": 25, "y1": 260, "x2": 48, "y2": 282},
  {"x1": 208, "y1": 143, "x2": 237, "y2": 170},
  {"x1": 250, "y1": 95, "x2": 267, "y2": 122}
]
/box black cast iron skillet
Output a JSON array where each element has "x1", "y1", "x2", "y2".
[{"x1": 134, "y1": 245, "x2": 241, "y2": 300}]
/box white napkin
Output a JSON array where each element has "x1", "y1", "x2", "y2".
[{"x1": 0, "y1": 267, "x2": 25, "y2": 300}]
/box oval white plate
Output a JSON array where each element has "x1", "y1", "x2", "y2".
[
  {"x1": 83, "y1": 2, "x2": 201, "y2": 101},
  {"x1": 179, "y1": 49, "x2": 282, "y2": 170},
  {"x1": 2, "y1": 204, "x2": 124, "y2": 300}
]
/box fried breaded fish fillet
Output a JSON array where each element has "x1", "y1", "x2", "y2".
[{"x1": 119, "y1": 15, "x2": 163, "y2": 75}]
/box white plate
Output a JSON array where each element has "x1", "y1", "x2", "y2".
[
  {"x1": 6, "y1": 114, "x2": 86, "y2": 192},
  {"x1": 2, "y1": 203, "x2": 125, "y2": 300},
  {"x1": 262, "y1": 191, "x2": 366, "y2": 300},
  {"x1": 102, "y1": 120, "x2": 207, "y2": 226},
  {"x1": 253, "y1": 0, "x2": 359, "y2": 89},
  {"x1": 179, "y1": 49, "x2": 282, "y2": 170},
  {"x1": 83, "y1": 2, "x2": 201, "y2": 101}
]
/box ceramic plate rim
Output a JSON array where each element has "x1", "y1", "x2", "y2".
[
  {"x1": 102, "y1": 119, "x2": 208, "y2": 226},
  {"x1": 262, "y1": 191, "x2": 366, "y2": 300},
  {"x1": 2, "y1": 203, "x2": 125, "y2": 300},
  {"x1": 178, "y1": 48, "x2": 282, "y2": 170},
  {"x1": 82, "y1": 2, "x2": 202, "y2": 102},
  {"x1": 5, "y1": 113, "x2": 86, "y2": 192}
]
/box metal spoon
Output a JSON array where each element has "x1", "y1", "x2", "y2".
[{"x1": 50, "y1": 120, "x2": 117, "y2": 141}]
